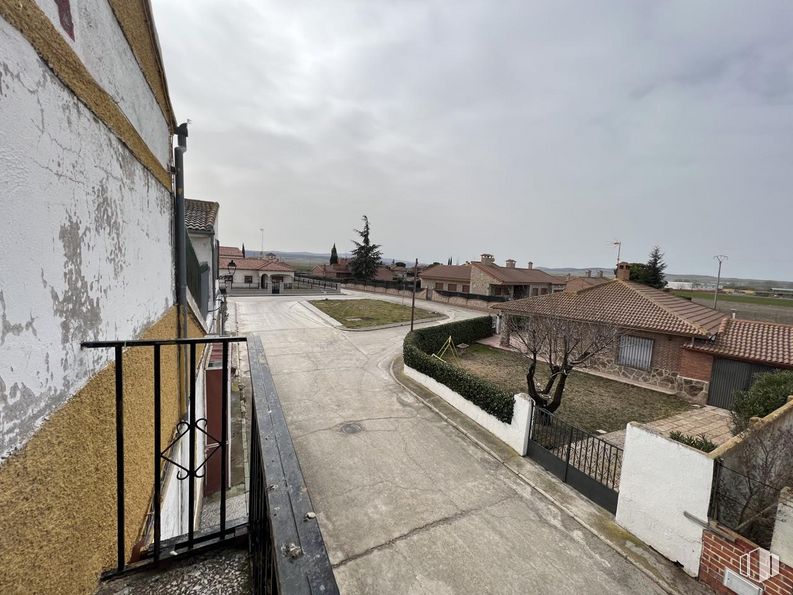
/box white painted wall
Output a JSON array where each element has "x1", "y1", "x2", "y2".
[
  {"x1": 0, "y1": 17, "x2": 174, "y2": 458},
  {"x1": 772, "y1": 487, "x2": 793, "y2": 565},
  {"x1": 404, "y1": 365, "x2": 532, "y2": 455},
  {"x1": 33, "y1": 0, "x2": 172, "y2": 166},
  {"x1": 616, "y1": 423, "x2": 714, "y2": 576}
]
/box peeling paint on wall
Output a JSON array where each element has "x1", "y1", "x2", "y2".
[{"x1": 0, "y1": 17, "x2": 174, "y2": 457}]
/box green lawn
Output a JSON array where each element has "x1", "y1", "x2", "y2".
[
  {"x1": 310, "y1": 298, "x2": 440, "y2": 329},
  {"x1": 451, "y1": 344, "x2": 692, "y2": 434},
  {"x1": 672, "y1": 290, "x2": 793, "y2": 308}
]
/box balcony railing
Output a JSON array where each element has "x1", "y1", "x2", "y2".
[{"x1": 82, "y1": 334, "x2": 337, "y2": 593}]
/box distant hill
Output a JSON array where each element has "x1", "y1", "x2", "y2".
[{"x1": 246, "y1": 251, "x2": 793, "y2": 288}]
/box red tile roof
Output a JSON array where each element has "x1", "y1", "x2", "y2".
[
  {"x1": 419, "y1": 264, "x2": 472, "y2": 283},
  {"x1": 219, "y1": 256, "x2": 293, "y2": 272},
  {"x1": 472, "y1": 262, "x2": 565, "y2": 285},
  {"x1": 219, "y1": 246, "x2": 243, "y2": 258},
  {"x1": 494, "y1": 279, "x2": 726, "y2": 337},
  {"x1": 688, "y1": 318, "x2": 793, "y2": 368}
]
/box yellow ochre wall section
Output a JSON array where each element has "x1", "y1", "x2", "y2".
[{"x1": 0, "y1": 306, "x2": 205, "y2": 594}]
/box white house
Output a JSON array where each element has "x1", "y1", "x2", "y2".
[
  {"x1": 185, "y1": 198, "x2": 220, "y2": 318},
  {"x1": 220, "y1": 253, "x2": 296, "y2": 293}
]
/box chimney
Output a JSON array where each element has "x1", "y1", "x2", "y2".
[
  {"x1": 527, "y1": 261, "x2": 533, "y2": 269},
  {"x1": 480, "y1": 253, "x2": 495, "y2": 265},
  {"x1": 616, "y1": 261, "x2": 630, "y2": 281},
  {"x1": 597, "y1": 270, "x2": 604, "y2": 278},
  {"x1": 585, "y1": 270, "x2": 592, "y2": 278},
  {"x1": 506, "y1": 259, "x2": 516, "y2": 268}
]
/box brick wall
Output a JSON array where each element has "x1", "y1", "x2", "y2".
[
  {"x1": 700, "y1": 529, "x2": 793, "y2": 595},
  {"x1": 680, "y1": 349, "x2": 714, "y2": 382}
]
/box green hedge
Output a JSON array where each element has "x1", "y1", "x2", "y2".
[
  {"x1": 403, "y1": 316, "x2": 514, "y2": 423},
  {"x1": 732, "y1": 370, "x2": 793, "y2": 433}
]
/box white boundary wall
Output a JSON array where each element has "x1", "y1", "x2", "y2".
[
  {"x1": 404, "y1": 365, "x2": 532, "y2": 455},
  {"x1": 616, "y1": 423, "x2": 714, "y2": 576}
]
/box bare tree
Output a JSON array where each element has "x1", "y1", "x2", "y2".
[
  {"x1": 715, "y1": 423, "x2": 793, "y2": 547},
  {"x1": 506, "y1": 313, "x2": 622, "y2": 412}
]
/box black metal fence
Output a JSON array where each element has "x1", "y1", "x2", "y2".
[
  {"x1": 434, "y1": 289, "x2": 509, "y2": 302},
  {"x1": 527, "y1": 408, "x2": 623, "y2": 513},
  {"x1": 82, "y1": 336, "x2": 245, "y2": 574},
  {"x1": 290, "y1": 276, "x2": 340, "y2": 291},
  {"x1": 82, "y1": 334, "x2": 338, "y2": 592},
  {"x1": 710, "y1": 460, "x2": 784, "y2": 549},
  {"x1": 247, "y1": 336, "x2": 338, "y2": 594},
  {"x1": 295, "y1": 272, "x2": 413, "y2": 292}
]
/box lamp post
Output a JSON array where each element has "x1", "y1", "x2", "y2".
[
  {"x1": 410, "y1": 258, "x2": 418, "y2": 331},
  {"x1": 227, "y1": 260, "x2": 237, "y2": 292}
]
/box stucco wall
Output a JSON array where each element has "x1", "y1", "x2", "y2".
[
  {"x1": 32, "y1": 0, "x2": 171, "y2": 166},
  {"x1": 616, "y1": 423, "x2": 714, "y2": 576},
  {"x1": 0, "y1": 15, "x2": 174, "y2": 458},
  {"x1": 0, "y1": 307, "x2": 205, "y2": 595},
  {"x1": 404, "y1": 365, "x2": 532, "y2": 455}
]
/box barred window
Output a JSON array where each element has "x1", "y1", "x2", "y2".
[{"x1": 618, "y1": 335, "x2": 654, "y2": 370}]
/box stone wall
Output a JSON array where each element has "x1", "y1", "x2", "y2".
[{"x1": 469, "y1": 265, "x2": 494, "y2": 296}]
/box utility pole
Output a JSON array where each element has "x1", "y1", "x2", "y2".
[
  {"x1": 613, "y1": 240, "x2": 622, "y2": 267},
  {"x1": 410, "y1": 258, "x2": 418, "y2": 331},
  {"x1": 259, "y1": 227, "x2": 264, "y2": 259},
  {"x1": 713, "y1": 255, "x2": 728, "y2": 308}
]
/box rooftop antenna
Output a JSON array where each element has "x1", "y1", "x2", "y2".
[
  {"x1": 613, "y1": 240, "x2": 622, "y2": 267},
  {"x1": 259, "y1": 227, "x2": 264, "y2": 259}
]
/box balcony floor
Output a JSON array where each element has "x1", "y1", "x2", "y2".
[{"x1": 95, "y1": 544, "x2": 249, "y2": 595}]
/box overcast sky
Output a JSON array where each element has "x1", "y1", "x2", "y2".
[{"x1": 152, "y1": 1, "x2": 793, "y2": 279}]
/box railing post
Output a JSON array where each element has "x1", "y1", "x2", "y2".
[
  {"x1": 220, "y1": 341, "x2": 229, "y2": 534},
  {"x1": 563, "y1": 425, "x2": 574, "y2": 482},
  {"x1": 153, "y1": 344, "x2": 162, "y2": 562},
  {"x1": 114, "y1": 344, "x2": 125, "y2": 573},
  {"x1": 188, "y1": 343, "x2": 196, "y2": 548}
]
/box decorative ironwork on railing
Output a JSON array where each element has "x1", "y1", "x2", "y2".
[{"x1": 81, "y1": 334, "x2": 338, "y2": 592}]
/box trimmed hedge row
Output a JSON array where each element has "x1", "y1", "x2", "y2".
[{"x1": 403, "y1": 316, "x2": 515, "y2": 423}]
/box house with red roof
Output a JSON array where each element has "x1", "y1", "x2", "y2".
[
  {"x1": 494, "y1": 262, "x2": 793, "y2": 407},
  {"x1": 420, "y1": 253, "x2": 566, "y2": 298},
  {"x1": 219, "y1": 248, "x2": 295, "y2": 293}
]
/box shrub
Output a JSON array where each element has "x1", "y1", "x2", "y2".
[
  {"x1": 669, "y1": 431, "x2": 717, "y2": 453},
  {"x1": 731, "y1": 370, "x2": 793, "y2": 434},
  {"x1": 403, "y1": 316, "x2": 515, "y2": 423}
]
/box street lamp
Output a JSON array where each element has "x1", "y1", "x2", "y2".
[{"x1": 227, "y1": 260, "x2": 237, "y2": 291}]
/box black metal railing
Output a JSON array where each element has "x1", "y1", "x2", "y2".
[
  {"x1": 709, "y1": 460, "x2": 784, "y2": 549},
  {"x1": 82, "y1": 336, "x2": 246, "y2": 574},
  {"x1": 527, "y1": 407, "x2": 623, "y2": 513},
  {"x1": 434, "y1": 289, "x2": 509, "y2": 302},
  {"x1": 291, "y1": 275, "x2": 340, "y2": 291},
  {"x1": 83, "y1": 333, "x2": 338, "y2": 591},
  {"x1": 247, "y1": 336, "x2": 339, "y2": 594}
]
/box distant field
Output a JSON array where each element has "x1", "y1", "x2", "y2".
[
  {"x1": 310, "y1": 298, "x2": 440, "y2": 329},
  {"x1": 672, "y1": 291, "x2": 793, "y2": 309}
]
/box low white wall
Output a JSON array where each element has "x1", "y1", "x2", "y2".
[
  {"x1": 404, "y1": 365, "x2": 532, "y2": 455},
  {"x1": 616, "y1": 423, "x2": 714, "y2": 576},
  {"x1": 772, "y1": 487, "x2": 793, "y2": 564}
]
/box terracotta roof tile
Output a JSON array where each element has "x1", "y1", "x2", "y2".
[
  {"x1": 493, "y1": 279, "x2": 726, "y2": 337},
  {"x1": 219, "y1": 246, "x2": 243, "y2": 258},
  {"x1": 219, "y1": 256, "x2": 293, "y2": 272},
  {"x1": 184, "y1": 199, "x2": 219, "y2": 232},
  {"x1": 472, "y1": 262, "x2": 565, "y2": 285},
  {"x1": 688, "y1": 318, "x2": 793, "y2": 368},
  {"x1": 419, "y1": 264, "x2": 472, "y2": 283}
]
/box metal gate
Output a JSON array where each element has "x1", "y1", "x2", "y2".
[
  {"x1": 526, "y1": 408, "x2": 622, "y2": 513},
  {"x1": 708, "y1": 358, "x2": 776, "y2": 409}
]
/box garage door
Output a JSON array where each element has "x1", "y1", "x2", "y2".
[{"x1": 708, "y1": 358, "x2": 776, "y2": 409}]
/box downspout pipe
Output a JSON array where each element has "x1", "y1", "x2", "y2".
[{"x1": 174, "y1": 122, "x2": 188, "y2": 338}]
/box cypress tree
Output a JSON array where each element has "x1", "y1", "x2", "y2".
[{"x1": 330, "y1": 243, "x2": 338, "y2": 265}]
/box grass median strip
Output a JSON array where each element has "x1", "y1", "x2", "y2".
[{"x1": 311, "y1": 298, "x2": 441, "y2": 329}]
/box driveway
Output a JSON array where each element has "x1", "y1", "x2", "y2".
[{"x1": 232, "y1": 292, "x2": 672, "y2": 594}]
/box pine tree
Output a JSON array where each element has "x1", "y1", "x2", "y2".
[
  {"x1": 330, "y1": 243, "x2": 338, "y2": 265},
  {"x1": 349, "y1": 216, "x2": 382, "y2": 280},
  {"x1": 646, "y1": 246, "x2": 667, "y2": 289}
]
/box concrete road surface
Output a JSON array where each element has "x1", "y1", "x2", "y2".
[{"x1": 232, "y1": 292, "x2": 674, "y2": 595}]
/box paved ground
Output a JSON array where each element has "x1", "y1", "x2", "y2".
[
  {"x1": 231, "y1": 291, "x2": 686, "y2": 594},
  {"x1": 603, "y1": 406, "x2": 733, "y2": 449}
]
